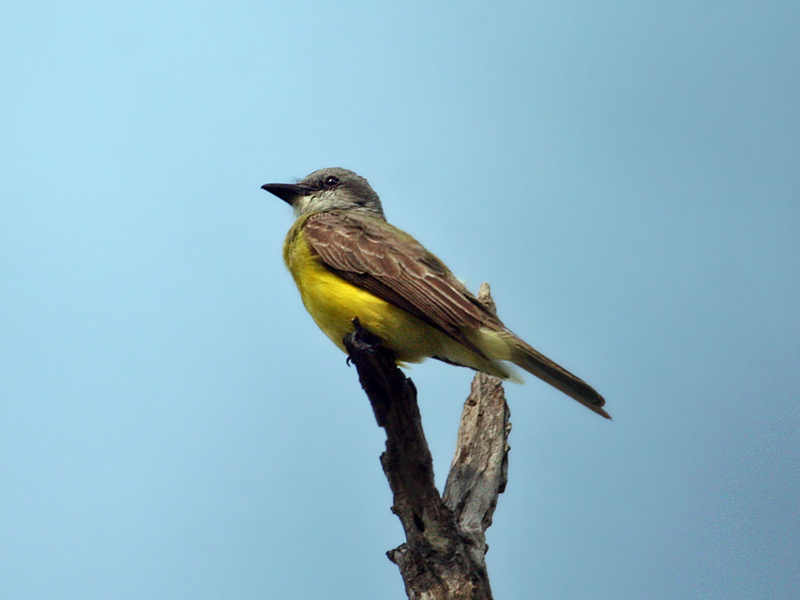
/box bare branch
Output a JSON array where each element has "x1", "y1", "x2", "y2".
[
  {"x1": 343, "y1": 283, "x2": 510, "y2": 600},
  {"x1": 443, "y1": 283, "x2": 511, "y2": 567}
]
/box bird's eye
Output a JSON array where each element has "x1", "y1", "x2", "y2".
[{"x1": 323, "y1": 175, "x2": 340, "y2": 188}]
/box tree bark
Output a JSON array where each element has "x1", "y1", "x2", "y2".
[{"x1": 343, "y1": 284, "x2": 511, "y2": 600}]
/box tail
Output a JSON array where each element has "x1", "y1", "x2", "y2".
[{"x1": 509, "y1": 336, "x2": 611, "y2": 419}]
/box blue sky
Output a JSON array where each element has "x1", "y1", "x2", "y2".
[{"x1": 1, "y1": 0, "x2": 798, "y2": 598}]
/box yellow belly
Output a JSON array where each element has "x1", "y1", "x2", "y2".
[
  {"x1": 282, "y1": 217, "x2": 516, "y2": 380},
  {"x1": 284, "y1": 227, "x2": 443, "y2": 362}
]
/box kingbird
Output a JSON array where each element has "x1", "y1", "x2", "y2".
[{"x1": 262, "y1": 168, "x2": 610, "y2": 419}]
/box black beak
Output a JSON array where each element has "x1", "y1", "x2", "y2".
[{"x1": 260, "y1": 182, "x2": 309, "y2": 206}]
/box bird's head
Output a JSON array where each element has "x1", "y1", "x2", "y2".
[{"x1": 261, "y1": 167, "x2": 385, "y2": 220}]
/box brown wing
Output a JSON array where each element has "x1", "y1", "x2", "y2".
[{"x1": 302, "y1": 211, "x2": 503, "y2": 356}]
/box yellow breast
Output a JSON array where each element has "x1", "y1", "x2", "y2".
[{"x1": 283, "y1": 218, "x2": 441, "y2": 362}]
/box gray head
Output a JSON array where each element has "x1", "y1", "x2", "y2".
[{"x1": 261, "y1": 167, "x2": 385, "y2": 220}]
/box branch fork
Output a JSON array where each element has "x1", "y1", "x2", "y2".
[{"x1": 343, "y1": 284, "x2": 510, "y2": 600}]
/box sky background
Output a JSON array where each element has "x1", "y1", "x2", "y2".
[{"x1": 2, "y1": 0, "x2": 798, "y2": 598}]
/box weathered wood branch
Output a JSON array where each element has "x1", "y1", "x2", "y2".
[{"x1": 343, "y1": 284, "x2": 511, "y2": 600}]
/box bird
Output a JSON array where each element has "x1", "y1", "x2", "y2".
[{"x1": 261, "y1": 167, "x2": 610, "y2": 419}]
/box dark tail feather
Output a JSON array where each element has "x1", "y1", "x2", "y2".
[{"x1": 511, "y1": 339, "x2": 611, "y2": 419}]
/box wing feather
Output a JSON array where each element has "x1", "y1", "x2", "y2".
[{"x1": 302, "y1": 211, "x2": 503, "y2": 356}]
